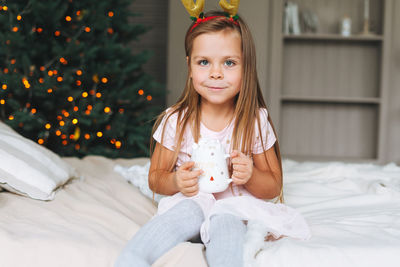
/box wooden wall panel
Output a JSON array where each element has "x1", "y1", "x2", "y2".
[
  {"x1": 280, "y1": 103, "x2": 378, "y2": 159},
  {"x1": 166, "y1": 0, "x2": 399, "y2": 163},
  {"x1": 282, "y1": 41, "x2": 380, "y2": 98},
  {"x1": 386, "y1": 0, "x2": 400, "y2": 164},
  {"x1": 130, "y1": 0, "x2": 168, "y2": 87}
]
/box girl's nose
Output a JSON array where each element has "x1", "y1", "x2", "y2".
[{"x1": 209, "y1": 65, "x2": 223, "y2": 79}]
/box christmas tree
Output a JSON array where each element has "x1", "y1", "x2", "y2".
[{"x1": 0, "y1": 0, "x2": 163, "y2": 158}]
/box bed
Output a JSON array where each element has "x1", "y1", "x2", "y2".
[{"x1": 1, "y1": 122, "x2": 400, "y2": 267}]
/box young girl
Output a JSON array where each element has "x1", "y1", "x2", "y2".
[{"x1": 116, "y1": 2, "x2": 310, "y2": 267}]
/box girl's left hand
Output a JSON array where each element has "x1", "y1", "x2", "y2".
[{"x1": 230, "y1": 150, "x2": 253, "y2": 185}]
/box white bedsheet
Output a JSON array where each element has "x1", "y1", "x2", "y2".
[
  {"x1": 253, "y1": 160, "x2": 400, "y2": 267},
  {"x1": 1, "y1": 157, "x2": 400, "y2": 267},
  {"x1": 115, "y1": 158, "x2": 400, "y2": 266},
  {"x1": 0, "y1": 156, "x2": 206, "y2": 267}
]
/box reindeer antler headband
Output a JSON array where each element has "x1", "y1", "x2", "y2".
[{"x1": 181, "y1": 0, "x2": 240, "y2": 31}]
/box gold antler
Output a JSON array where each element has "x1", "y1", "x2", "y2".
[
  {"x1": 219, "y1": 0, "x2": 240, "y2": 17},
  {"x1": 181, "y1": 0, "x2": 205, "y2": 19}
]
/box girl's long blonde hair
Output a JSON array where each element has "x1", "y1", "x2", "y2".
[{"x1": 151, "y1": 11, "x2": 283, "y2": 202}]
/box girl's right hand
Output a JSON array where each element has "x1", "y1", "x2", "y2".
[{"x1": 174, "y1": 161, "x2": 203, "y2": 197}]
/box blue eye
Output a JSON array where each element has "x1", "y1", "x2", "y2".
[
  {"x1": 198, "y1": 59, "x2": 208, "y2": 66},
  {"x1": 224, "y1": 60, "x2": 235, "y2": 67}
]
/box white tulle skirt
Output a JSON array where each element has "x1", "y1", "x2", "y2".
[{"x1": 156, "y1": 192, "x2": 311, "y2": 244}]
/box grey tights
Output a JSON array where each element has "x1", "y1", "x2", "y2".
[{"x1": 115, "y1": 199, "x2": 246, "y2": 267}]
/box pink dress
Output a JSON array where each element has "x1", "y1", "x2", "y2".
[{"x1": 153, "y1": 108, "x2": 311, "y2": 243}]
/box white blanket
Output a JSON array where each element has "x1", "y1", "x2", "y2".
[
  {"x1": 254, "y1": 160, "x2": 400, "y2": 267},
  {"x1": 1, "y1": 157, "x2": 400, "y2": 267},
  {"x1": 117, "y1": 159, "x2": 400, "y2": 267},
  {"x1": 0, "y1": 156, "x2": 206, "y2": 267}
]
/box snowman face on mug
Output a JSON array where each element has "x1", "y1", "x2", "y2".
[{"x1": 191, "y1": 138, "x2": 232, "y2": 193}]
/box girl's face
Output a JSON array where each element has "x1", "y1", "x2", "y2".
[{"x1": 189, "y1": 30, "x2": 242, "y2": 107}]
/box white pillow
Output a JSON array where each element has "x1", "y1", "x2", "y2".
[{"x1": 0, "y1": 122, "x2": 77, "y2": 200}]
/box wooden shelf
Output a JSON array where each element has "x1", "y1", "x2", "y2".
[
  {"x1": 283, "y1": 154, "x2": 379, "y2": 163},
  {"x1": 268, "y1": 0, "x2": 392, "y2": 163},
  {"x1": 283, "y1": 33, "x2": 383, "y2": 42},
  {"x1": 281, "y1": 95, "x2": 381, "y2": 104}
]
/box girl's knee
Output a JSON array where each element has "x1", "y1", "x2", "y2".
[
  {"x1": 209, "y1": 213, "x2": 246, "y2": 234},
  {"x1": 172, "y1": 199, "x2": 204, "y2": 220}
]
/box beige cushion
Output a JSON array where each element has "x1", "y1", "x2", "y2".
[{"x1": 0, "y1": 122, "x2": 76, "y2": 200}]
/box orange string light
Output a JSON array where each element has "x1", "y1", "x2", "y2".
[
  {"x1": 22, "y1": 77, "x2": 31, "y2": 88},
  {"x1": 115, "y1": 141, "x2": 122, "y2": 149}
]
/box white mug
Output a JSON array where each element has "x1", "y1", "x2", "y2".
[{"x1": 191, "y1": 138, "x2": 232, "y2": 193}]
